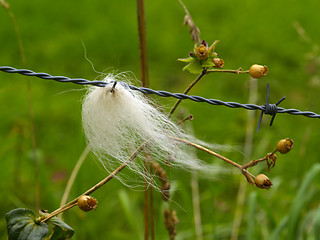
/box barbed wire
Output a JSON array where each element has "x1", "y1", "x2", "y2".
[{"x1": 1, "y1": 66, "x2": 319, "y2": 131}]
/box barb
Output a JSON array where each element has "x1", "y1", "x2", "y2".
[
  {"x1": 1, "y1": 66, "x2": 320, "y2": 127},
  {"x1": 257, "y1": 84, "x2": 286, "y2": 132}
]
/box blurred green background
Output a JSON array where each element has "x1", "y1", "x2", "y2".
[{"x1": 1, "y1": 0, "x2": 320, "y2": 239}]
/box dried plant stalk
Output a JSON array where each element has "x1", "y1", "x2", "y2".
[{"x1": 178, "y1": 0, "x2": 200, "y2": 44}]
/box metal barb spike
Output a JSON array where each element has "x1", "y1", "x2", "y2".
[
  {"x1": 257, "y1": 84, "x2": 286, "y2": 132},
  {"x1": 110, "y1": 81, "x2": 117, "y2": 93}
]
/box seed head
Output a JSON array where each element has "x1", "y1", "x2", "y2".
[
  {"x1": 212, "y1": 58, "x2": 224, "y2": 68},
  {"x1": 77, "y1": 195, "x2": 98, "y2": 212},
  {"x1": 276, "y1": 138, "x2": 294, "y2": 154},
  {"x1": 249, "y1": 64, "x2": 268, "y2": 78},
  {"x1": 254, "y1": 174, "x2": 272, "y2": 189}
]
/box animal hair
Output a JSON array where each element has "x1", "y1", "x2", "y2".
[{"x1": 82, "y1": 73, "x2": 225, "y2": 187}]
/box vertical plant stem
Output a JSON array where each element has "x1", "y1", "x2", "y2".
[
  {"x1": 231, "y1": 77, "x2": 258, "y2": 240},
  {"x1": 246, "y1": 192, "x2": 257, "y2": 240},
  {"x1": 137, "y1": 0, "x2": 149, "y2": 88},
  {"x1": 191, "y1": 170, "x2": 203, "y2": 240},
  {"x1": 59, "y1": 145, "x2": 90, "y2": 219},
  {"x1": 7, "y1": 10, "x2": 26, "y2": 64},
  {"x1": 168, "y1": 69, "x2": 207, "y2": 118},
  {"x1": 143, "y1": 159, "x2": 149, "y2": 240},
  {"x1": 27, "y1": 81, "x2": 41, "y2": 211},
  {"x1": 137, "y1": 0, "x2": 151, "y2": 239},
  {"x1": 4, "y1": 4, "x2": 40, "y2": 211},
  {"x1": 13, "y1": 124, "x2": 23, "y2": 189},
  {"x1": 149, "y1": 168, "x2": 155, "y2": 240}
]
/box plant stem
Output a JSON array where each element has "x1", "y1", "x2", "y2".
[
  {"x1": 41, "y1": 141, "x2": 147, "y2": 223},
  {"x1": 168, "y1": 69, "x2": 207, "y2": 118},
  {"x1": 137, "y1": 0, "x2": 149, "y2": 88},
  {"x1": 191, "y1": 170, "x2": 203, "y2": 240},
  {"x1": 137, "y1": 0, "x2": 151, "y2": 238},
  {"x1": 150, "y1": 178, "x2": 155, "y2": 240},
  {"x1": 143, "y1": 157, "x2": 149, "y2": 240},
  {"x1": 207, "y1": 69, "x2": 249, "y2": 74},
  {"x1": 59, "y1": 145, "x2": 90, "y2": 219},
  {"x1": 231, "y1": 77, "x2": 257, "y2": 240},
  {"x1": 172, "y1": 137, "x2": 242, "y2": 169},
  {"x1": 178, "y1": 0, "x2": 200, "y2": 44},
  {"x1": 241, "y1": 157, "x2": 267, "y2": 169},
  {"x1": 177, "y1": 114, "x2": 194, "y2": 125}
]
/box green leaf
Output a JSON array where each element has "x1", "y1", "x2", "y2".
[
  {"x1": 6, "y1": 208, "x2": 48, "y2": 240},
  {"x1": 47, "y1": 217, "x2": 74, "y2": 240},
  {"x1": 208, "y1": 40, "x2": 220, "y2": 52},
  {"x1": 201, "y1": 58, "x2": 215, "y2": 68},
  {"x1": 177, "y1": 57, "x2": 195, "y2": 63},
  {"x1": 183, "y1": 62, "x2": 203, "y2": 74}
]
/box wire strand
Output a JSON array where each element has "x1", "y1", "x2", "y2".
[{"x1": 1, "y1": 66, "x2": 320, "y2": 122}]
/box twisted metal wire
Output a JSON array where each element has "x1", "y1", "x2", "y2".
[{"x1": 1, "y1": 66, "x2": 320, "y2": 122}]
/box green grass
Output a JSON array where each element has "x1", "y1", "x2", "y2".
[{"x1": 1, "y1": 0, "x2": 320, "y2": 239}]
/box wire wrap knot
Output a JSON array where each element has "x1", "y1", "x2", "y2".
[{"x1": 257, "y1": 84, "x2": 286, "y2": 132}]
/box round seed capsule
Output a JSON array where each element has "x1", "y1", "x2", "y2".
[
  {"x1": 276, "y1": 138, "x2": 294, "y2": 154},
  {"x1": 77, "y1": 195, "x2": 98, "y2": 212},
  {"x1": 254, "y1": 174, "x2": 272, "y2": 189},
  {"x1": 249, "y1": 64, "x2": 268, "y2": 78}
]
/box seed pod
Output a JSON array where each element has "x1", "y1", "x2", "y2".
[
  {"x1": 276, "y1": 138, "x2": 294, "y2": 154},
  {"x1": 249, "y1": 64, "x2": 268, "y2": 78},
  {"x1": 77, "y1": 195, "x2": 98, "y2": 212},
  {"x1": 254, "y1": 174, "x2": 272, "y2": 189},
  {"x1": 212, "y1": 58, "x2": 224, "y2": 68}
]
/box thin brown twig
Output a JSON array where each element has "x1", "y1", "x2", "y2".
[
  {"x1": 40, "y1": 141, "x2": 148, "y2": 223},
  {"x1": 241, "y1": 157, "x2": 267, "y2": 169},
  {"x1": 172, "y1": 137, "x2": 242, "y2": 169},
  {"x1": 177, "y1": 114, "x2": 194, "y2": 125},
  {"x1": 171, "y1": 137, "x2": 264, "y2": 185},
  {"x1": 168, "y1": 69, "x2": 207, "y2": 118},
  {"x1": 168, "y1": 67, "x2": 249, "y2": 119},
  {"x1": 207, "y1": 69, "x2": 249, "y2": 74},
  {"x1": 39, "y1": 133, "x2": 273, "y2": 224}
]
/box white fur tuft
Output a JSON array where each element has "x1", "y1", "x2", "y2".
[{"x1": 82, "y1": 74, "x2": 224, "y2": 186}]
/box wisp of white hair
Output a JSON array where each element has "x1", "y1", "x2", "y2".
[{"x1": 82, "y1": 74, "x2": 225, "y2": 187}]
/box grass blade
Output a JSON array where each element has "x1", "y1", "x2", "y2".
[
  {"x1": 246, "y1": 191, "x2": 257, "y2": 240},
  {"x1": 287, "y1": 163, "x2": 320, "y2": 240},
  {"x1": 314, "y1": 203, "x2": 320, "y2": 240}
]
